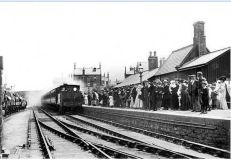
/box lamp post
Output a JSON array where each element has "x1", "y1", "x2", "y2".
[
  {"x1": 138, "y1": 63, "x2": 143, "y2": 84},
  {"x1": 175, "y1": 65, "x2": 180, "y2": 80}
]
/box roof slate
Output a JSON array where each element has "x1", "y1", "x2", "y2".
[
  {"x1": 179, "y1": 47, "x2": 230, "y2": 70},
  {"x1": 115, "y1": 68, "x2": 159, "y2": 88},
  {"x1": 155, "y1": 44, "x2": 193, "y2": 76}
]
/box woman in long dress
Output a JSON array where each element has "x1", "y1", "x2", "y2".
[
  {"x1": 134, "y1": 84, "x2": 143, "y2": 109},
  {"x1": 215, "y1": 78, "x2": 228, "y2": 110},
  {"x1": 170, "y1": 80, "x2": 179, "y2": 110}
]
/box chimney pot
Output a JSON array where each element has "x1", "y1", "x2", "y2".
[
  {"x1": 154, "y1": 51, "x2": 156, "y2": 57},
  {"x1": 149, "y1": 51, "x2": 152, "y2": 56}
]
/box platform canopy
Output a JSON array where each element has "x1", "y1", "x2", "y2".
[{"x1": 115, "y1": 68, "x2": 158, "y2": 88}]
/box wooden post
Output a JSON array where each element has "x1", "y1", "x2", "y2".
[{"x1": 0, "y1": 56, "x2": 3, "y2": 153}]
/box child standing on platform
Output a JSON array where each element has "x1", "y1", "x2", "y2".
[
  {"x1": 201, "y1": 81, "x2": 209, "y2": 114},
  {"x1": 210, "y1": 84, "x2": 219, "y2": 109}
]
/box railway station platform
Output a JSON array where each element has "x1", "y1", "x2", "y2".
[
  {"x1": 2, "y1": 109, "x2": 42, "y2": 159},
  {"x1": 82, "y1": 105, "x2": 230, "y2": 151}
]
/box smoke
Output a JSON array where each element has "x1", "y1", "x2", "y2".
[
  {"x1": 24, "y1": 90, "x2": 47, "y2": 107},
  {"x1": 24, "y1": 76, "x2": 86, "y2": 107},
  {"x1": 52, "y1": 76, "x2": 85, "y2": 91}
]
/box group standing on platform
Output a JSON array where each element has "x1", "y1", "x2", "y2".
[{"x1": 84, "y1": 72, "x2": 230, "y2": 114}]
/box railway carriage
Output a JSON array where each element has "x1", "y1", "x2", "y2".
[{"x1": 41, "y1": 84, "x2": 84, "y2": 114}]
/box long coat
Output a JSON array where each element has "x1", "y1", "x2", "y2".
[
  {"x1": 162, "y1": 84, "x2": 171, "y2": 109},
  {"x1": 142, "y1": 86, "x2": 150, "y2": 109},
  {"x1": 148, "y1": 84, "x2": 157, "y2": 110},
  {"x1": 170, "y1": 85, "x2": 179, "y2": 110}
]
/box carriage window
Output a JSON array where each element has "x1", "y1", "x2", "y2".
[{"x1": 61, "y1": 87, "x2": 66, "y2": 91}]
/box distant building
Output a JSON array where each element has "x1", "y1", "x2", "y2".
[
  {"x1": 124, "y1": 51, "x2": 159, "y2": 78},
  {"x1": 72, "y1": 63, "x2": 110, "y2": 90},
  {"x1": 149, "y1": 21, "x2": 230, "y2": 83}
]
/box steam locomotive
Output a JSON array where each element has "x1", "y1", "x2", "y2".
[
  {"x1": 41, "y1": 84, "x2": 84, "y2": 114},
  {"x1": 2, "y1": 91, "x2": 27, "y2": 116}
]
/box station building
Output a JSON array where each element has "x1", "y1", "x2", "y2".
[
  {"x1": 73, "y1": 63, "x2": 110, "y2": 90},
  {"x1": 117, "y1": 21, "x2": 230, "y2": 87},
  {"x1": 149, "y1": 21, "x2": 230, "y2": 83}
]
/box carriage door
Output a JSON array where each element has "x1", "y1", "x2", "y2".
[{"x1": 57, "y1": 93, "x2": 61, "y2": 105}]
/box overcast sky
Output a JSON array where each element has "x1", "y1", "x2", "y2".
[{"x1": 0, "y1": 2, "x2": 230, "y2": 91}]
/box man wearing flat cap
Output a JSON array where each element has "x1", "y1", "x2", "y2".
[
  {"x1": 148, "y1": 80, "x2": 157, "y2": 111},
  {"x1": 162, "y1": 80, "x2": 171, "y2": 110},
  {"x1": 188, "y1": 74, "x2": 200, "y2": 112},
  {"x1": 142, "y1": 80, "x2": 150, "y2": 110},
  {"x1": 197, "y1": 71, "x2": 206, "y2": 112}
]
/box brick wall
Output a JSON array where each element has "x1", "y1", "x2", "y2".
[{"x1": 83, "y1": 106, "x2": 230, "y2": 150}]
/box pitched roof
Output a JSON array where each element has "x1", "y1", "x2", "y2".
[
  {"x1": 115, "y1": 68, "x2": 159, "y2": 88},
  {"x1": 74, "y1": 68, "x2": 100, "y2": 75},
  {"x1": 155, "y1": 44, "x2": 193, "y2": 76},
  {"x1": 179, "y1": 47, "x2": 230, "y2": 70}
]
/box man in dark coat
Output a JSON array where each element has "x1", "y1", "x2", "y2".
[
  {"x1": 131, "y1": 86, "x2": 137, "y2": 104},
  {"x1": 188, "y1": 75, "x2": 200, "y2": 112},
  {"x1": 113, "y1": 89, "x2": 120, "y2": 107},
  {"x1": 201, "y1": 81, "x2": 209, "y2": 114},
  {"x1": 148, "y1": 81, "x2": 156, "y2": 111},
  {"x1": 162, "y1": 80, "x2": 171, "y2": 110},
  {"x1": 119, "y1": 89, "x2": 126, "y2": 108},
  {"x1": 142, "y1": 80, "x2": 150, "y2": 110},
  {"x1": 188, "y1": 75, "x2": 194, "y2": 110},
  {"x1": 197, "y1": 72, "x2": 206, "y2": 111},
  {"x1": 156, "y1": 81, "x2": 163, "y2": 110}
]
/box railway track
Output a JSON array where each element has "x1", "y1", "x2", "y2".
[
  {"x1": 40, "y1": 108, "x2": 202, "y2": 159},
  {"x1": 34, "y1": 108, "x2": 143, "y2": 159},
  {"x1": 63, "y1": 114, "x2": 205, "y2": 159},
  {"x1": 74, "y1": 113, "x2": 230, "y2": 159},
  {"x1": 40, "y1": 108, "x2": 206, "y2": 159}
]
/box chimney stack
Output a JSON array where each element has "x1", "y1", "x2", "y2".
[
  {"x1": 148, "y1": 51, "x2": 158, "y2": 71},
  {"x1": 193, "y1": 21, "x2": 207, "y2": 56},
  {"x1": 159, "y1": 57, "x2": 166, "y2": 67}
]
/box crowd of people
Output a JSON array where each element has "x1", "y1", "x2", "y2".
[{"x1": 84, "y1": 72, "x2": 230, "y2": 114}]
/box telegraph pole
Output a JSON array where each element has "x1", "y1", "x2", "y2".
[{"x1": 0, "y1": 56, "x2": 3, "y2": 154}]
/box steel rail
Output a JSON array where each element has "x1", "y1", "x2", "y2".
[
  {"x1": 66, "y1": 115, "x2": 199, "y2": 159},
  {"x1": 39, "y1": 108, "x2": 112, "y2": 159},
  {"x1": 33, "y1": 110, "x2": 53, "y2": 159},
  {"x1": 38, "y1": 118, "x2": 141, "y2": 159},
  {"x1": 77, "y1": 113, "x2": 230, "y2": 159},
  {"x1": 60, "y1": 118, "x2": 198, "y2": 159}
]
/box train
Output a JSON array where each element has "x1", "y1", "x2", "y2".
[
  {"x1": 2, "y1": 90, "x2": 27, "y2": 116},
  {"x1": 41, "y1": 84, "x2": 84, "y2": 114}
]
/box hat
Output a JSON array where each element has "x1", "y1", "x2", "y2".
[
  {"x1": 197, "y1": 71, "x2": 203, "y2": 75},
  {"x1": 218, "y1": 76, "x2": 226, "y2": 81},
  {"x1": 202, "y1": 80, "x2": 208, "y2": 85},
  {"x1": 163, "y1": 79, "x2": 168, "y2": 83}
]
